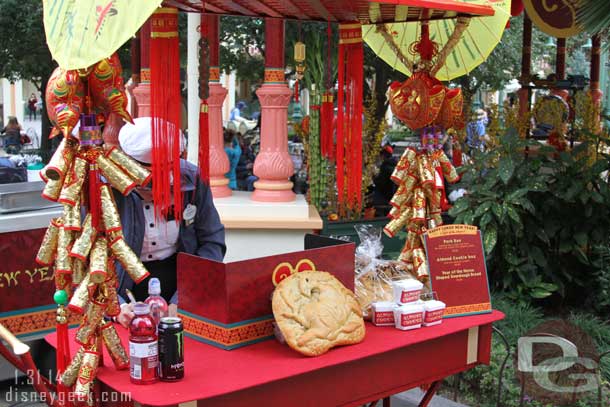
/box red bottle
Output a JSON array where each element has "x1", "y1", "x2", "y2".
[{"x1": 129, "y1": 303, "x2": 158, "y2": 384}]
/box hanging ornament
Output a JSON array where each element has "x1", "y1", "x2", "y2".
[
  {"x1": 45, "y1": 68, "x2": 85, "y2": 138},
  {"x1": 150, "y1": 7, "x2": 183, "y2": 221},
  {"x1": 294, "y1": 41, "x2": 306, "y2": 102},
  {"x1": 39, "y1": 54, "x2": 152, "y2": 403}
]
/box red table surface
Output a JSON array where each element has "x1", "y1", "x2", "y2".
[{"x1": 46, "y1": 310, "x2": 504, "y2": 407}]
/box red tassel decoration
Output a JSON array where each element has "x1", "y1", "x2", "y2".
[
  {"x1": 88, "y1": 164, "x2": 100, "y2": 230},
  {"x1": 294, "y1": 80, "x2": 300, "y2": 103},
  {"x1": 150, "y1": 7, "x2": 182, "y2": 221},
  {"x1": 55, "y1": 303, "x2": 71, "y2": 399},
  {"x1": 198, "y1": 101, "x2": 210, "y2": 183},
  {"x1": 337, "y1": 23, "x2": 364, "y2": 213},
  {"x1": 336, "y1": 33, "x2": 345, "y2": 208}
]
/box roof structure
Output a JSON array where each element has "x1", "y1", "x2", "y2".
[{"x1": 162, "y1": 0, "x2": 495, "y2": 23}]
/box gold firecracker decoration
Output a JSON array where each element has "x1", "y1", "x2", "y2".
[
  {"x1": 384, "y1": 148, "x2": 459, "y2": 281},
  {"x1": 37, "y1": 99, "x2": 151, "y2": 401}
]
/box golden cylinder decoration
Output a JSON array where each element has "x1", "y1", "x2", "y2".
[
  {"x1": 45, "y1": 138, "x2": 76, "y2": 181},
  {"x1": 60, "y1": 347, "x2": 85, "y2": 387},
  {"x1": 100, "y1": 184, "x2": 123, "y2": 232},
  {"x1": 41, "y1": 177, "x2": 64, "y2": 202},
  {"x1": 54, "y1": 226, "x2": 73, "y2": 274},
  {"x1": 62, "y1": 199, "x2": 82, "y2": 231},
  {"x1": 106, "y1": 147, "x2": 152, "y2": 186},
  {"x1": 59, "y1": 157, "x2": 88, "y2": 206},
  {"x1": 69, "y1": 274, "x2": 91, "y2": 314},
  {"x1": 391, "y1": 148, "x2": 417, "y2": 184},
  {"x1": 412, "y1": 248, "x2": 429, "y2": 279},
  {"x1": 110, "y1": 237, "x2": 149, "y2": 284},
  {"x1": 72, "y1": 258, "x2": 86, "y2": 285},
  {"x1": 35, "y1": 218, "x2": 61, "y2": 266},
  {"x1": 89, "y1": 237, "x2": 108, "y2": 284},
  {"x1": 70, "y1": 214, "x2": 97, "y2": 261},
  {"x1": 100, "y1": 322, "x2": 129, "y2": 370},
  {"x1": 411, "y1": 187, "x2": 427, "y2": 222},
  {"x1": 74, "y1": 346, "x2": 100, "y2": 401},
  {"x1": 383, "y1": 207, "x2": 412, "y2": 238},
  {"x1": 97, "y1": 154, "x2": 137, "y2": 196},
  {"x1": 106, "y1": 286, "x2": 121, "y2": 317},
  {"x1": 76, "y1": 301, "x2": 106, "y2": 346},
  {"x1": 417, "y1": 153, "x2": 435, "y2": 189},
  {"x1": 438, "y1": 151, "x2": 460, "y2": 183}
]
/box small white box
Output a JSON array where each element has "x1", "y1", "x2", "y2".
[
  {"x1": 392, "y1": 279, "x2": 424, "y2": 305},
  {"x1": 423, "y1": 300, "x2": 446, "y2": 327},
  {"x1": 371, "y1": 301, "x2": 397, "y2": 326},
  {"x1": 393, "y1": 302, "x2": 424, "y2": 331}
]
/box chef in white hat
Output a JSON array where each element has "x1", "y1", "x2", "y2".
[{"x1": 115, "y1": 117, "x2": 226, "y2": 327}]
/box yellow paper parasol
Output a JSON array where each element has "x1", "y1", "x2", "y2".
[
  {"x1": 43, "y1": 0, "x2": 163, "y2": 70},
  {"x1": 362, "y1": 0, "x2": 511, "y2": 81}
]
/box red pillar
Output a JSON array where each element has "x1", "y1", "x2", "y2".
[
  {"x1": 590, "y1": 34, "x2": 603, "y2": 105},
  {"x1": 132, "y1": 19, "x2": 151, "y2": 118},
  {"x1": 518, "y1": 13, "x2": 532, "y2": 118},
  {"x1": 552, "y1": 38, "x2": 569, "y2": 100},
  {"x1": 202, "y1": 14, "x2": 232, "y2": 198},
  {"x1": 251, "y1": 18, "x2": 295, "y2": 202}
]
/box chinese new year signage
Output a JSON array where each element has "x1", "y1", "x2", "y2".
[{"x1": 425, "y1": 225, "x2": 492, "y2": 317}]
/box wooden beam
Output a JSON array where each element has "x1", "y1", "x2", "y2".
[
  {"x1": 162, "y1": 0, "x2": 204, "y2": 12},
  {"x1": 235, "y1": 0, "x2": 282, "y2": 17},
  {"x1": 307, "y1": 0, "x2": 336, "y2": 21},
  {"x1": 279, "y1": 0, "x2": 312, "y2": 20}
]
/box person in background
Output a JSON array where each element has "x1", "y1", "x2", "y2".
[
  {"x1": 2, "y1": 117, "x2": 23, "y2": 154},
  {"x1": 371, "y1": 144, "x2": 398, "y2": 213},
  {"x1": 230, "y1": 101, "x2": 247, "y2": 122},
  {"x1": 223, "y1": 128, "x2": 241, "y2": 190},
  {"x1": 465, "y1": 109, "x2": 488, "y2": 153},
  {"x1": 27, "y1": 93, "x2": 38, "y2": 121},
  {"x1": 236, "y1": 134, "x2": 257, "y2": 191},
  {"x1": 114, "y1": 117, "x2": 226, "y2": 328}
]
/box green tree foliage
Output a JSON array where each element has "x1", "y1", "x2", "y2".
[
  {"x1": 0, "y1": 0, "x2": 54, "y2": 150},
  {"x1": 219, "y1": 16, "x2": 264, "y2": 84}
]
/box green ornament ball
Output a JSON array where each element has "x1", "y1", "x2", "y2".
[{"x1": 54, "y1": 290, "x2": 68, "y2": 306}]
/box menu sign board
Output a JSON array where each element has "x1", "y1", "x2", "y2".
[{"x1": 424, "y1": 225, "x2": 491, "y2": 318}]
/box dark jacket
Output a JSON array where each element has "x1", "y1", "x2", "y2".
[{"x1": 114, "y1": 160, "x2": 226, "y2": 304}]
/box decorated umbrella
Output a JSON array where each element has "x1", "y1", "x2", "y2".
[
  {"x1": 43, "y1": 0, "x2": 163, "y2": 70},
  {"x1": 362, "y1": 0, "x2": 511, "y2": 81}
]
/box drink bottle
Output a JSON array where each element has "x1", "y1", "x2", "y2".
[{"x1": 129, "y1": 303, "x2": 158, "y2": 384}]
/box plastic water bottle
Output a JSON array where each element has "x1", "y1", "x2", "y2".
[
  {"x1": 129, "y1": 303, "x2": 158, "y2": 384},
  {"x1": 145, "y1": 278, "x2": 168, "y2": 326}
]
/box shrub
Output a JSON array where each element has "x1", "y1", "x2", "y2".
[{"x1": 449, "y1": 130, "x2": 610, "y2": 305}]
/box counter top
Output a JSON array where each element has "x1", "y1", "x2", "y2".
[{"x1": 0, "y1": 207, "x2": 62, "y2": 234}]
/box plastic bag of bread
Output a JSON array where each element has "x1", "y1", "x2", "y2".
[{"x1": 353, "y1": 225, "x2": 396, "y2": 319}]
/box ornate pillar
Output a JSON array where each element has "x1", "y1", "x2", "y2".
[
  {"x1": 132, "y1": 19, "x2": 151, "y2": 118},
  {"x1": 590, "y1": 34, "x2": 603, "y2": 105},
  {"x1": 552, "y1": 38, "x2": 569, "y2": 101},
  {"x1": 202, "y1": 14, "x2": 232, "y2": 197},
  {"x1": 252, "y1": 18, "x2": 295, "y2": 202},
  {"x1": 518, "y1": 13, "x2": 532, "y2": 118}
]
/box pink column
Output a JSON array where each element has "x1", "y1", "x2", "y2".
[
  {"x1": 207, "y1": 83, "x2": 231, "y2": 197},
  {"x1": 132, "y1": 20, "x2": 151, "y2": 118},
  {"x1": 202, "y1": 14, "x2": 231, "y2": 198},
  {"x1": 251, "y1": 18, "x2": 295, "y2": 202}
]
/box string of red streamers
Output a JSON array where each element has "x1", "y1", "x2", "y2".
[
  {"x1": 336, "y1": 23, "x2": 364, "y2": 210},
  {"x1": 55, "y1": 319, "x2": 71, "y2": 399},
  {"x1": 320, "y1": 22, "x2": 334, "y2": 160},
  {"x1": 198, "y1": 101, "x2": 210, "y2": 183},
  {"x1": 150, "y1": 8, "x2": 183, "y2": 221}
]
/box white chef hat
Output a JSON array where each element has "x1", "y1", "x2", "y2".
[{"x1": 118, "y1": 117, "x2": 184, "y2": 164}]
